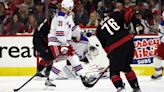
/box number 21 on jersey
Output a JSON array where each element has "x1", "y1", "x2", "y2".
[{"x1": 101, "y1": 18, "x2": 120, "y2": 35}]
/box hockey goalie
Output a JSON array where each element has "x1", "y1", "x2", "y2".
[{"x1": 69, "y1": 25, "x2": 109, "y2": 87}]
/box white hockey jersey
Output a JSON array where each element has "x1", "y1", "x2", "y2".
[
  {"x1": 158, "y1": 21, "x2": 164, "y2": 43},
  {"x1": 48, "y1": 12, "x2": 75, "y2": 46}
]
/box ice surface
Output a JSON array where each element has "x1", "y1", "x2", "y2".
[{"x1": 0, "y1": 76, "x2": 163, "y2": 92}]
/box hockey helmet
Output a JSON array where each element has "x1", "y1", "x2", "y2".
[
  {"x1": 97, "y1": 7, "x2": 110, "y2": 21},
  {"x1": 61, "y1": 0, "x2": 74, "y2": 11}
]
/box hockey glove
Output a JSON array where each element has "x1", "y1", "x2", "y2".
[{"x1": 60, "y1": 45, "x2": 75, "y2": 56}]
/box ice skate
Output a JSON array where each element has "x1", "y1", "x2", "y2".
[
  {"x1": 151, "y1": 67, "x2": 163, "y2": 79},
  {"x1": 117, "y1": 87, "x2": 126, "y2": 92},
  {"x1": 151, "y1": 73, "x2": 163, "y2": 79},
  {"x1": 45, "y1": 79, "x2": 56, "y2": 87},
  {"x1": 133, "y1": 88, "x2": 141, "y2": 92}
]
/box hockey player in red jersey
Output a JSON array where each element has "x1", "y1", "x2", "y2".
[
  {"x1": 96, "y1": 2, "x2": 141, "y2": 92},
  {"x1": 151, "y1": 12, "x2": 164, "y2": 79},
  {"x1": 33, "y1": 18, "x2": 54, "y2": 78}
]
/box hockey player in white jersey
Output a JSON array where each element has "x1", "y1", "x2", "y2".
[
  {"x1": 151, "y1": 12, "x2": 164, "y2": 79},
  {"x1": 46, "y1": 0, "x2": 91, "y2": 87}
]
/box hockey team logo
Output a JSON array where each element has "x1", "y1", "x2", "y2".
[{"x1": 133, "y1": 37, "x2": 160, "y2": 64}]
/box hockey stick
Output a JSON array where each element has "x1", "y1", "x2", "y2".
[
  {"x1": 13, "y1": 57, "x2": 56, "y2": 92},
  {"x1": 13, "y1": 59, "x2": 55, "y2": 92},
  {"x1": 81, "y1": 65, "x2": 110, "y2": 88},
  {"x1": 13, "y1": 72, "x2": 39, "y2": 92},
  {"x1": 14, "y1": 19, "x2": 50, "y2": 91},
  {"x1": 13, "y1": 50, "x2": 71, "y2": 91}
]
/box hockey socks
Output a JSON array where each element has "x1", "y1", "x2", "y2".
[
  {"x1": 152, "y1": 57, "x2": 163, "y2": 79},
  {"x1": 45, "y1": 65, "x2": 52, "y2": 76},
  {"x1": 38, "y1": 59, "x2": 49, "y2": 72},
  {"x1": 125, "y1": 71, "x2": 140, "y2": 90},
  {"x1": 111, "y1": 75, "x2": 124, "y2": 89}
]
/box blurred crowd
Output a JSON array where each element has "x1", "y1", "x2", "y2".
[{"x1": 0, "y1": 0, "x2": 163, "y2": 35}]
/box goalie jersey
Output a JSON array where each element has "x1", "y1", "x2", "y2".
[{"x1": 48, "y1": 12, "x2": 75, "y2": 46}]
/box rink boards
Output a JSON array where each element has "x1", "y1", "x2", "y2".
[{"x1": 0, "y1": 34, "x2": 163, "y2": 76}]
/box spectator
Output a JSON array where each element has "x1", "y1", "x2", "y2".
[
  {"x1": 24, "y1": 0, "x2": 35, "y2": 14},
  {"x1": 25, "y1": 0, "x2": 34, "y2": 8},
  {"x1": 84, "y1": 0, "x2": 95, "y2": 14},
  {"x1": 55, "y1": 1, "x2": 62, "y2": 12},
  {"x1": 7, "y1": 0, "x2": 18, "y2": 16},
  {"x1": 26, "y1": 14, "x2": 37, "y2": 34},
  {"x1": 0, "y1": 0, "x2": 7, "y2": 3},
  {"x1": 17, "y1": 3, "x2": 29, "y2": 28},
  {"x1": 123, "y1": 0, "x2": 134, "y2": 12},
  {"x1": 148, "y1": 10, "x2": 161, "y2": 34},
  {"x1": 135, "y1": 1, "x2": 152, "y2": 21},
  {"x1": 148, "y1": 0, "x2": 159, "y2": 12},
  {"x1": 162, "y1": 2, "x2": 164, "y2": 12},
  {"x1": 73, "y1": 0, "x2": 81, "y2": 12},
  {"x1": 114, "y1": 2, "x2": 124, "y2": 11},
  {"x1": 0, "y1": 2, "x2": 6, "y2": 34},
  {"x1": 34, "y1": 1, "x2": 45, "y2": 26},
  {"x1": 5, "y1": 13, "x2": 25, "y2": 35},
  {"x1": 87, "y1": 11, "x2": 98, "y2": 27},
  {"x1": 74, "y1": 3, "x2": 89, "y2": 26},
  {"x1": 130, "y1": 10, "x2": 150, "y2": 34}
]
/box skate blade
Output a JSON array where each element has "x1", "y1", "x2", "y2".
[{"x1": 43, "y1": 85, "x2": 56, "y2": 90}]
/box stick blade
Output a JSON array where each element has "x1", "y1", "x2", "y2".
[
  {"x1": 13, "y1": 88, "x2": 19, "y2": 92},
  {"x1": 80, "y1": 76, "x2": 97, "y2": 88}
]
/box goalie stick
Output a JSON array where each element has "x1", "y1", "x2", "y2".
[{"x1": 81, "y1": 65, "x2": 110, "y2": 88}]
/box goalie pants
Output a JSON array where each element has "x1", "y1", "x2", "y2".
[{"x1": 107, "y1": 39, "x2": 140, "y2": 89}]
